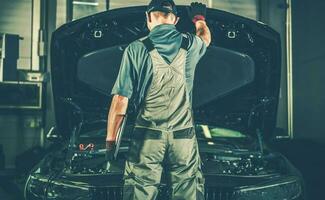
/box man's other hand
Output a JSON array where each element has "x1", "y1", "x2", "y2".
[
  {"x1": 105, "y1": 140, "x2": 116, "y2": 161},
  {"x1": 188, "y1": 2, "x2": 207, "y2": 24}
]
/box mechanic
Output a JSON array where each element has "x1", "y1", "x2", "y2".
[{"x1": 106, "y1": 0, "x2": 211, "y2": 199}]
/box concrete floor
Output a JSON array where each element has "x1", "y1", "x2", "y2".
[{"x1": 0, "y1": 174, "x2": 24, "y2": 200}]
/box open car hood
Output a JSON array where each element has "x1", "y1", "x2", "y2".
[{"x1": 51, "y1": 6, "x2": 281, "y2": 139}]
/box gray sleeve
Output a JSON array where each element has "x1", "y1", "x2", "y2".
[
  {"x1": 187, "y1": 34, "x2": 207, "y2": 59},
  {"x1": 111, "y1": 46, "x2": 136, "y2": 99}
]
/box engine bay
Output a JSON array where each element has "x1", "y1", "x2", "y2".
[{"x1": 59, "y1": 142, "x2": 284, "y2": 178}]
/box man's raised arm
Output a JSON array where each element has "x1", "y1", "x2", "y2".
[
  {"x1": 188, "y1": 2, "x2": 211, "y2": 46},
  {"x1": 195, "y1": 20, "x2": 211, "y2": 46}
]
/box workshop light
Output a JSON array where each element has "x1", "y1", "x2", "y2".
[{"x1": 73, "y1": 1, "x2": 99, "y2": 6}]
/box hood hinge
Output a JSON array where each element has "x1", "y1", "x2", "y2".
[
  {"x1": 60, "y1": 97, "x2": 84, "y2": 148},
  {"x1": 248, "y1": 96, "x2": 274, "y2": 154}
]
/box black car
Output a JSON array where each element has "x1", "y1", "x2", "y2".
[{"x1": 24, "y1": 6, "x2": 304, "y2": 200}]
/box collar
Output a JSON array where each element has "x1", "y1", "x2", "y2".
[{"x1": 149, "y1": 24, "x2": 176, "y2": 36}]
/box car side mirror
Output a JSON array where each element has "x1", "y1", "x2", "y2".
[{"x1": 46, "y1": 126, "x2": 62, "y2": 142}]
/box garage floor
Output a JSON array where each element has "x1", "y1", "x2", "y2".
[
  {"x1": 0, "y1": 175, "x2": 24, "y2": 200},
  {"x1": 0, "y1": 139, "x2": 324, "y2": 200}
]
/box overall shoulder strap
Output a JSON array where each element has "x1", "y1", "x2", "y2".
[
  {"x1": 180, "y1": 35, "x2": 190, "y2": 51},
  {"x1": 141, "y1": 37, "x2": 155, "y2": 52}
]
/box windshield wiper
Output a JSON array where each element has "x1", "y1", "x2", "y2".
[{"x1": 197, "y1": 137, "x2": 242, "y2": 149}]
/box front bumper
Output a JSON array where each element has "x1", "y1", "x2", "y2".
[{"x1": 25, "y1": 173, "x2": 303, "y2": 200}]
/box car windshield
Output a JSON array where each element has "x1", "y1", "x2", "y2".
[{"x1": 195, "y1": 125, "x2": 246, "y2": 138}]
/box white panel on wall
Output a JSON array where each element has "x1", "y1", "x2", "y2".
[
  {"x1": 57, "y1": 0, "x2": 67, "y2": 27},
  {"x1": 73, "y1": 0, "x2": 107, "y2": 20},
  {"x1": 0, "y1": 0, "x2": 32, "y2": 70},
  {"x1": 68, "y1": 0, "x2": 258, "y2": 21},
  {"x1": 110, "y1": 0, "x2": 259, "y2": 20},
  {"x1": 211, "y1": 0, "x2": 258, "y2": 19}
]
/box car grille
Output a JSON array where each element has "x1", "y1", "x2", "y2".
[
  {"x1": 89, "y1": 186, "x2": 233, "y2": 200},
  {"x1": 205, "y1": 187, "x2": 233, "y2": 200},
  {"x1": 89, "y1": 187, "x2": 123, "y2": 200}
]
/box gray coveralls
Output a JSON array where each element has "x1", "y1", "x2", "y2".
[{"x1": 122, "y1": 36, "x2": 205, "y2": 200}]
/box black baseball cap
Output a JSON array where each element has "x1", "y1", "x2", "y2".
[{"x1": 147, "y1": 0, "x2": 178, "y2": 16}]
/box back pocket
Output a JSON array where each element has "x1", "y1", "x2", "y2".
[
  {"x1": 173, "y1": 127, "x2": 194, "y2": 139},
  {"x1": 132, "y1": 127, "x2": 162, "y2": 140}
]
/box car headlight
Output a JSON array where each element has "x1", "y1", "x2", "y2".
[
  {"x1": 233, "y1": 178, "x2": 303, "y2": 200},
  {"x1": 26, "y1": 174, "x2": 90, "y2": 200}
]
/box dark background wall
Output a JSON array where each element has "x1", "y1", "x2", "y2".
[
  {"x1": 292, "y1": 0, "x2": 325, "y2": 143},
  {"x1": 273, "y1": 2, "x2": 325, "y2": 199}
]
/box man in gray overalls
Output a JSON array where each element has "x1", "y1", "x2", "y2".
[{"x1": 106, "y1": 1, "x2": 211, "y2": 199}]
